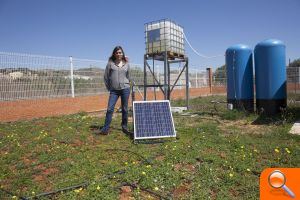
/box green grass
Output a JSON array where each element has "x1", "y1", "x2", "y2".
[{"x1": 1, "y1": 96, "x2": 300, "y2": 199}]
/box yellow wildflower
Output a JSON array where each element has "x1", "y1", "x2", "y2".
[
  {"x1": 229, "y1": 173, "x2": 234, "y2": 177},
  {"x1": 97, "y1": 186, "x2": 100, "y2": 190},
  {"x1": 74, "y1": 188, "x2": 83, "y2": 193},
  {"x1": 274, "y1": 148, "x2": 280, "y2": 153},
  {"x1": 285, "y1": 148, "x2": 291, "y2": 154},
  {"x1": 154, "y1": 187, "x2": 159, "y2": 191}
]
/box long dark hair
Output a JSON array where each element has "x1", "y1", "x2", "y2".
[{"x1": 109, "y1": 46, "x2": 127, "y2": 63}]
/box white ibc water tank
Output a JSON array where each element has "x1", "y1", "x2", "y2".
[{"x1": 145, "y1": 19, "x2": 184, "y2": 55}]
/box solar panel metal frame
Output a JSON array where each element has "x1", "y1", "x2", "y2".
[{"x1": 133, "y1": 100, "x2": 176, "y2": 140}]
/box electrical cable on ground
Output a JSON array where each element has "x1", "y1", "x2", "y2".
[
  {"x1": 2, "y1": 169, "x2": 126, "y2": 199},
  {"x1": 117, "y1": 182, "x2": 172, "y2": 200},
  {"x1": 26, "y1": 182, "x2": 89, "y2": 199},
  {"x1": 0, "y1": 149, "x2": 165, "y2": 199},
  {"x1": 0, "y1": 188, "x2": 28, "y2": 200}
]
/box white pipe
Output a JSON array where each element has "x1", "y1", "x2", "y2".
[{"x1": 183, "y1": 31, "x2": 224, "y2": 59}]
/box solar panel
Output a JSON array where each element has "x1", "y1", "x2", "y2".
[{"x1": 133, "y1": 100, "x2": 176, "y2": 140}]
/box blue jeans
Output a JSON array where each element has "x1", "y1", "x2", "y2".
[{"x1": 102, "y1": 88, "x2": 130, "y2": 132}]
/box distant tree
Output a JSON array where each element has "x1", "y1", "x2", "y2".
[
  {"x1": 213, "y1": 65, "x2": 226, "y2": 85},
  {"x1": 130, "y1": 67, "x2": 144, "y2": 85},
  {"x1": 214, "y1": 65, "x2": 226, "y2": 79},
  {"x1": 289, "y1": 58, "x2": 300, "y2": 68}
]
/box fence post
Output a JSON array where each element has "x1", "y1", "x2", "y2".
[
  {"x1": 206, "y1": 67, "x2": 212, "y2": 94},
  {"x1": 196, "y1": 69, "x2": 198, "y2": 88},
  {"x1": 69, "y1": 56, "x2": 75, "y2": 98}
]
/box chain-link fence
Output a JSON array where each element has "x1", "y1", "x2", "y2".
[
  {"x1": 0, "y1": 52, "x2": 210, "y2": 101},
  {"x1": 211, "y1": 67, "x2": 300, "y2": 101},
  {"x1": 287, "y1": 66, "x2": 300, "y2": 101},
  {"x1": 1, "y1": 51, "x2": 298, "y2": 102},
  {"x1": 142, "y1": 64, "x2": 208, "y2": 89},
  {"x1": 0, "y1": 52, "x2": 151, "y2": 101}
]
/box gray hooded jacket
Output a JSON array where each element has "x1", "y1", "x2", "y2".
[{"x1": 104, "y1": 61, "x2": 130, "y2": 91}]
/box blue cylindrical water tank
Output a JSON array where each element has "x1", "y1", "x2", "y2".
[
  {"x1": 226, "y1": 44, "x2": 254, "y2": 111},
  {"x1": 254, "y1": 39, "x2": 287, "y2": 115}
]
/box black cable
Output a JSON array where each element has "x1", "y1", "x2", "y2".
[
  {"x1": 102, "y1": 169, "x2": 126, "y2": 180},
  {"x1": 2, "y1": 149, "x2": 156, "y2": 199},
  {"x1": 210, "y1": 100, "x2": 226, "y2": 113},
  {"x1": 27, "y1": 182, "x2": 89, "y2": 199},
  {"x1": 0, "y1": 188, "x2": 28, "y2": 200},
  {"x1": 7, "y1": 169, "x2": 126, "y2": 199},
  {"x1": 117, "y1": 182, "x2": 172, "y2": 200}
]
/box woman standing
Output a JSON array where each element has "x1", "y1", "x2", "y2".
[{"x1": 95, "y1": 46, "x2": 131, "y2": 135}]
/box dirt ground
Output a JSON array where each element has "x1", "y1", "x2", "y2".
[
  {"x1": 0, "y1": 87, "x2": 226, "y2": 122},
  {"x1": 1, "y1": 82, "x2": 299, "y2": 122}
]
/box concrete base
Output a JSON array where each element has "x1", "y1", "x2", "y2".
[
  {"x1": 227, "y1": 99, "x2": 254, "y2": 112},
  {"x1": 290, "y1": 121, "x2": 300, "y2": 135},
  {"x1": 171, "y1": 107, "x2": 188, "y2": 113}
]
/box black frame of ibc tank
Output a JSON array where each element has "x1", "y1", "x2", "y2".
[{"x1": 143, "y1": 53, "x2": 189, "y2": 109}]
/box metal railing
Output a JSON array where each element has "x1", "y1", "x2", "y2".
[
  {"x1": 0, "y1": 52, "x2": 209, "y2": 101},
  {"x1": 2, "y1": 51, "x2": 298, "y2": 102},
  {"x1": 211, "y1": 67, "x2": 300, "y2": 99}
]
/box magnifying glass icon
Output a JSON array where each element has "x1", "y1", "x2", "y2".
[{"x1": 268, "y1": 170, "x2": 296, "y2": 198}]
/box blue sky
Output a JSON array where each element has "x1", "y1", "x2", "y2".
[{"x1": 0, "y1": 0, "x2": 299, "y2": 69}]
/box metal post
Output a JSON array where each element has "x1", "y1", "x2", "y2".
[
  {"x1": 144, "y1": 55, "x2": 147, "y2": 100},
  {"x1": 206, "y1": 67, "x2": 213, "y2": 94},
  {"x1": 69, "y1": 56, "x2": 75, "y2": 98},
  {"x1": 185, "y1": 58, "x2": 189, "y2": 109},
  {"x1": 164, "y1": 51, "x2": 168, "y2": 100},
  {"x1": 196, "y1": 69, "x2": 198, "y2": 88},
  {"x1": 167, "y1": 60, "x2": 171, "y2": 100},
  {"x1": 178, "y1": 67, "x2": 181, "y2": 90},
  {"x1": 157, "y1": 65, "x2": 160, "y2": 84},
  {"x1": 153, "y1": 57, "x2": 156, "y2": 100}
]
